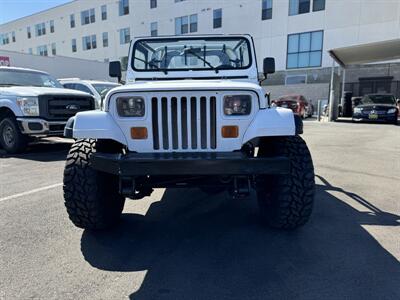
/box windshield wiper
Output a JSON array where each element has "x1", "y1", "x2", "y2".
[
  {"x1": 181, "y1": 47, "x2": 219, "y2": 73},
  {"x1": 134, "y1": 56, "x2": 168, "y2": 75}
]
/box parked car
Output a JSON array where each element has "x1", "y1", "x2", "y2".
[
  {"x1": 62, "y1": 34, "x2": 315, "y2": 232},
  {"x1": 0, "y1": 67, "x2": 95, "y2": 153},
  {"x1": 352, "y1": 94, "x2": 398, "y2": 125},
  {"x1": 59, "y1": 78, "x2": 120, "y2": 109},
  {"x1": 273, "y1": 94, "x2": 309, "y2": 118}
]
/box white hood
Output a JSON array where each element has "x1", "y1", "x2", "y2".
[{"x1": 0, "y1": 86, "x2": 91, "y2": 97}]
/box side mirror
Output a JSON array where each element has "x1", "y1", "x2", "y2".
[
  {"x1": 109, "y1": 61, "x2": 122, "y2": 83},
  {"x1": 263, "y1": 57, "x2": 275, "y2": 77}
]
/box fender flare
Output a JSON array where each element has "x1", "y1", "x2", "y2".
[
  {"x1": 242, "y1": 108, "x2": 302, "y2": 145},
  {"x1": 67, "y1": 111, "x2": 128, "y2": 146},
  {"x1": 0, "y1": 98, "x2": 23, "y2": 117}
]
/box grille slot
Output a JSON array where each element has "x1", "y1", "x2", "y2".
[{"x1": 151, "y1": 96, "x2": 217, "y2": 151}]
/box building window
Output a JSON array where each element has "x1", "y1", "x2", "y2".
[
  {"x1": 213, "y1": 9, "x2": 222, "y2": 28},
  {"x1": 313, "y1": 0, "x2": 325, "y2": 11},
  {"x1": 119, "y1": 0, "x2": 129, "y2": 16},
  {"x1": 102, "y1": 32, "x2": 108, "y2": 47},
  {"x1": 70, "y1": 14, "x2": 75, "y2": 28},
  {"x1": 11, "y1": 32, "x2": 16, "y2": 42},
  {"x1": 28, "y1": 48, "x2": 33, "y2": 54},
  {"x1": 0, "y1": 34, "x2": 10, "y2": 45},
  {"x1": 35, "y1": 23, "x2": 46, "y2": 36},
  {"x1": 72, "y1": 39, "x2": 77, "y2": 52},
  {"x1": 175, "y1": 16, "x2": 188, "y2": 35},
  {"x1": 287, "y1": 30, "x2": 323, "y2": 69},
  {"x1": 285, "y1": 74, "x2": 307, "y2": 85},
  {"x1": 51, "y1": 43, "x2": 56, "y2": 55},
  {"x1": 27, "y1": 27, "x2": 31, "y2": 39},
  {"x1": 82, "y1": 34, "x2": 97, "y2": 50},
  {"x1": 262, "y1": 0, "x2": 273, "y2": 20},
  {"x1": 101, "y1": 5, "x2": 107, "y2": 20},
  {"x1": 289, "y1": 0, "x2": 310, "y2": 15},
  {"x1": 190, "y1": 14, "x2": 198, "y2": 32},
  {"x1": 151, "y1": 22, "x2": 158, "y2": 36},
  {"x1": 81, "y1": 8, "x2": 95, "y2": 25},
  {"x1": 121, "y1": 56, "x2": 129, "y2": 71},
  {"x1": 119, "y1": 27, "x2": 130, "y2": 44},
  {"x1": 150, "y1": 0, "x2": 157, "y2": 9},
  {"x1": 50, "y1": 20, "x2": 54, "y2": 33},
  {"x1": 37, "y1": 45, "x2": 48, "y2": 56}
]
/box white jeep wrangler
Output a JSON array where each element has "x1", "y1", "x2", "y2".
[{"x1": 63, "y1": 35, "x2": 315, "y2": 230}]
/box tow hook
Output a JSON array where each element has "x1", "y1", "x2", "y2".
[
  {"x1": 230, "y1": 176, "x2": 251, "y2": 199},
  {"x1": 119, "y1": 177, "x2": 153, "y2": 199}
]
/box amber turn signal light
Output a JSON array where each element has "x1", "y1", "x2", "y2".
[
  {"x1": 131, "y1": 127, "x2": 148, "y2": 139},
  {"x1": 221, "y1": 126, "x2": 239, "y2": 138}
]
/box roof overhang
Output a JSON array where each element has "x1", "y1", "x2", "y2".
[{"x1": 328, "y1": 39, "x2": 400, "y2": 67}]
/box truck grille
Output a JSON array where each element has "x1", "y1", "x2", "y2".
[
  {"x1": 39, "y1": 95, "x2": 94, "y2": 120},
  {"x1": 151, "y1": 96, "x2": 217, "y2": 151}
]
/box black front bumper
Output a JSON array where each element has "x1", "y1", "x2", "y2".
[
  {"x1": 352, "y1": 113, "x2": 397, "y2": 123},
  {"x1": 91, "y1": 152, "x2": 290, "y2": 176}
]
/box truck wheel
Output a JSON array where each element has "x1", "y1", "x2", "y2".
[
  {"x1": 0, "y1": 116, "x2": 28, "y2": 154},
  {"x1": 63, "y1": 139, "x2": 125, "y2": 230},
  {"x1": 256, "y1": 136, "x2": 315, "y2": 229}
]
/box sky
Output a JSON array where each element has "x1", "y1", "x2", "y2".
[{"x1": 0, "y1": 0, "x2": 72, "y2": 25}]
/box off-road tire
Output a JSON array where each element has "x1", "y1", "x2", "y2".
[
  {"x1": 0, "y1": 116, "x2": 28, "y2": 153},
  {"x1": 63, "y1": 139, "x2": 125, "y2": 230},
  {"x1": 257, "y1": 136, "x2": 315, "y2": 229}
]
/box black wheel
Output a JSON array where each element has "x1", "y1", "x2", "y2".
[
  {"x1": 63, "y1": 139, "x2": 125, "y2": 230},
  {"x1": 256, "y1": 136, "x2": 315, "y2": 229},
  {"x1": 0, "y1": 116, "x2": 28, "y2": 153}
]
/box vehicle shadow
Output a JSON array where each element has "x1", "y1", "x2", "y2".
[
  {"x1": 80, "y1": 177, "x2": 400, "y2": 300},
  {"x1": 0, "y1": 138, "x2": 72, "y2": 162}
]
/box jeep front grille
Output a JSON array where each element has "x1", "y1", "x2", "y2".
[{"x1": 151, "y1": 96, "x2": 217, "y2": 150}]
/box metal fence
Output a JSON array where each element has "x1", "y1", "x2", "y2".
[{"x1": 342, "y1": 80, "x2": 400, "y2": 99}]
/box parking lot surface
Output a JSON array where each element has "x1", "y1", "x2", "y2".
[{"x1": 0, "y1": 122, "x2": 399, "y2": 300}]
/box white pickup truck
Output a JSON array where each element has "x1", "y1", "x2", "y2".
[{"x1": 0, "y1": 67, "x2": 95, "y2": 153}]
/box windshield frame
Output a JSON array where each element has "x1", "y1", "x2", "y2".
[
  {"x1": 0, "y1": 69, "x2": 63, "y2": 88},
  {"x1": 130, "y1": 36, "x2": 253, "y2": 73}
]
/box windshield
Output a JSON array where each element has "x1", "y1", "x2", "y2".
[
  {"x1": 361, "y1": 95, "x2": 395, "y2": 105},
  {"x1": 0, "y1": 69, "x2": 62, "y2": 88},
  {"x1": 92, "y1": 83, "x2": 120, "y2": 98},
  {"x1": 132, "y1": 37, "x2": 251, "y2": 72},
  {"x1": 278, "y1": 96, "x2": 298, "y2": 102}
]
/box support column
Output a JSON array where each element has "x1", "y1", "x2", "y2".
[
  {"x1": 328, "y1": 59, "x2": 336, "y2": 121},
  {"x1": 341, "y1": 68, "x2": 346, "y2": 106}
]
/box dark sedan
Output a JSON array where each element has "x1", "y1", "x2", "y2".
[{"x1": 352, "y1": 94, "x2": 398, "y2": 125}]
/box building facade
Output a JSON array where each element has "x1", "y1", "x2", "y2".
[{"x1": 1, "y1": 0, "x2": 400, "y2": 101}]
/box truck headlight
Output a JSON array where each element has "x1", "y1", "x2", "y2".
[
  {"x1": 387, "y1": 108, "x2": 396, "y2": 114},
  {"x1": 223, "y1": 95, "x2": 251, "y2": 116},
  {"x1": 353, "y1": 107, "x2": 362, "y2": 114},
  {"x1": 16, "y1": 97, "x2": 39, "y2": 116},
  {"x1": 116, "y1": 97, "x2": 145, "y2": 117}
]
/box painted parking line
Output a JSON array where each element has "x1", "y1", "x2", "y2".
[{"x1": 0, "y1": 183, "x2": 62, "y2": 203}]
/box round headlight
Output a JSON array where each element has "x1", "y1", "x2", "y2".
[
  {"x1": 223, "y1": 95, "x2": 251, "y2": 116},
  {"x1": 116, "y1": 96, "x2": 145, "y2": 117}
]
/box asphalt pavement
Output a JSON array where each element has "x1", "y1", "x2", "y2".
[{"x1": 0, "y1": 121, "x2": 399, "y2": 300}]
